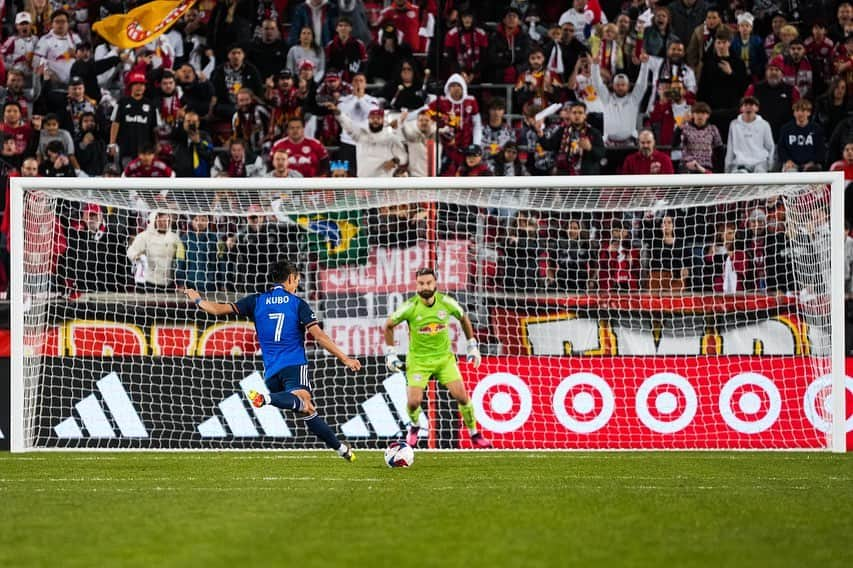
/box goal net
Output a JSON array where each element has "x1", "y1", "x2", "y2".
[{"x1": 9, "y1": 175, "x2": 849, "y2": 451}]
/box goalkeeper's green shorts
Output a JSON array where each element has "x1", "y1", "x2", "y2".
[{"x1": 405, "y1": 354, "x2": 463, "y2": 389}]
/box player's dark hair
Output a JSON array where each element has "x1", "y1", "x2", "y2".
[
  {"x1": 415, "y1": 267, "x2": 437, "y2": 278},
  {"x1": 270, "y1": 259, "x2": 300, "y2": 283}
]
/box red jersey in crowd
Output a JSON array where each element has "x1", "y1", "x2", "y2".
[
  {"x1": 427, "y1": 73, "x2": 481, "y2": 169},
  {"x1": 619, "y1": 150, "x2": 675, "y2": 175},
  {"x1": 379, "y1": 1, "x2": 420, "y2": 49},
  {"x1": 598, "y1": 242, "x2": 640, "y2": 292},
  {"x1": 271, "y1": 136, "x2": 329, "y2": 177},
  {"x1": 0, "y1": 122, "x2": 32, "y2": 154},
  {"x1": 123, "y1": 158, "x2": 175, "y2": 177}
]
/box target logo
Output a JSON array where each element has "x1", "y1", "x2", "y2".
[
  {"x1": 471, "y1": 373, "x2": 532, "y2": 433},
  {"x1": 718, "y1": 373, "x2": 782, "y2": 434},
  {"x1": 635, "y1": 373, "x2": 698, "y2": 434},
  {"x1": 803, "y1": 375, "x2": 853, "y2": 433},
  {"x1": 552, "y1": 373, "x2": 615, "y2": 433}
]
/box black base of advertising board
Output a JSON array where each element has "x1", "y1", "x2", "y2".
[{"x1": 26, "y1": 356, "x2": 459, "y2": 450}]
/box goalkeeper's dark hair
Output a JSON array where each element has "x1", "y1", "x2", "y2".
[
  {"x1": 270, "y1": 259, "x2": 300, "y2": 283},
  {"x1": 415, "y1": 267, "x2": 437, "y2": 279}
]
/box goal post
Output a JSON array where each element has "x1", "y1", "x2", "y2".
[{"x1": 9, "y1": 173, "x2": 848, "y2": 452}]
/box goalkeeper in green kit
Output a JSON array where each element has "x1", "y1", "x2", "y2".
[{"x1": 383, "y1": 268, "x2": 492, "y2": 448}]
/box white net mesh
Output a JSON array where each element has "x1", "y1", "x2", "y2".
[{"x1": 14, "y1": 177, "x2": 842, "y2": 450}]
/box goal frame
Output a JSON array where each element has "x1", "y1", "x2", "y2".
[{"x1": 9, "y1": 172, "x2": 847, "y2": 452}]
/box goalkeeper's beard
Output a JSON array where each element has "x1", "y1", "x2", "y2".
[{"x1": 418, "y1": 289, "x2": 436, "y2": 300}]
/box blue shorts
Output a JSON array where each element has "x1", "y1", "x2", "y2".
[{"x1": 265, "y1": 364, "x2": 311, "y2": 394}]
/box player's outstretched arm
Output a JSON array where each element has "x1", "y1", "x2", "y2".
[
  {"x1": 183, "y1": 288, "x2": 236, "y2": 316},
  {"x1": 307, "y1": 325, "x2": 361, "y2": 372}
]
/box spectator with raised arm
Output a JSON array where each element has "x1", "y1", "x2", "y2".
[
  {"x1": 591, "y1": 51, "x2": 649, "y2": 145},
  {"x1": 537, "y1": 101, "x2": 605, "y2": 175}
]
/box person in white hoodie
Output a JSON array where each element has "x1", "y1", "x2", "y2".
[
  {"x1": 426, "y1": 73, "x2": 482, "y2": 175},
  {"x1": 334, "y1": 107, "x2": 408, "y2": 177},
  {"x1": 591, "y1": 51, "x2": 650, "y2": 145},
  {"x1": 725, "y1": 96, "x2": 776, "y2": 173},
  {"x1": 126, "y1": 211, "x2": 184, "y2": 292}
]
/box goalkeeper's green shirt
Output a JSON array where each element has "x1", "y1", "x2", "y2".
[{"x1": 389, "y1": 293, "x2": 464, "y2": 362}]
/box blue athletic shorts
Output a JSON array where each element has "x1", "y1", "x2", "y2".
[{"x1": 265, "y1": 364, "x2": 311, "y2": 394}]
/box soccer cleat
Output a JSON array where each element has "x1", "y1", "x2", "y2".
[
  {"x1": 339, "y1": 443, "x2": 356, "y2": 462},
  {"x1": 470, "y1": 432, "x2": 492, "y2": 448},
  {"x1": 247, "y1": 389, "x2": 265, "y2": 408},
  {"x1": 406, "y1": 425, "x2": 420, "y2": 447}
]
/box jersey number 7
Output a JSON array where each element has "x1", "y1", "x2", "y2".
[{"x1": 268, "y1": 313, "x2": 286, "y2": 342}]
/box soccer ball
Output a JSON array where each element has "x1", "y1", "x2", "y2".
[{"x1": 384, "y1": 441, "x2": 415, "y2": 468}]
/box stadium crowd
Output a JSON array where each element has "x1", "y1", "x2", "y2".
[{"x1": 0, "y1": 0, "x2": 851, "y2": 298}]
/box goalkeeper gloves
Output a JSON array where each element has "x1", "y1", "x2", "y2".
[
  {"x1": 383, "y1": 345, "x2": 404, "y2": 372},
  {"x1": 466, "y1": 338, "x2": 482, "y2": 368}
]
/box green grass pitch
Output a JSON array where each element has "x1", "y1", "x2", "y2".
[{"x1": 1, "y1": 451, "x2": 851, "y2": 567}]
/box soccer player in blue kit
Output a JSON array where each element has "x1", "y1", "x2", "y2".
[{"x1": 184, "y1": 260, "x2": 361, "y2": 461}]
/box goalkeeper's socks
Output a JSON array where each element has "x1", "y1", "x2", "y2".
[
  {"x1": 459, "y1": 400, "x2": 478, "y2": 433},
  {"x1": 269, "y1": 391, "x2": 303, "y2": 412},
  {"x1": 303, "y1": 413, "x2": 342, "y2": 450},
  {"x1": 407, "y1": 405, "x2": 422, "y2": 425}
]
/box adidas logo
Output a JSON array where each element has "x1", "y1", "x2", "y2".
[
  {"x1": 54, "y1": 373, "x2": 148, "y2": 439},
  {"x1": 197, "y1": 372, "x2": 293, "y2": 438},
  {"x1": 341, "y1": 372, "x2": 429, "y2": 438}
]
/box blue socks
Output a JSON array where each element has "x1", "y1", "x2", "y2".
[
  {"x1": 269, "y1": 391, "x2": 303, "y2": 411},
  {"x1": 303, "y1": 413, "x2": 342, "y2": 450}
]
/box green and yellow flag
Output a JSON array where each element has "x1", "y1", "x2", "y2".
[
  {"x1": 93, "y1": 0, "x2": 197, "y2": 50},
  {"x1": 295, "y1": 211, "x2": 368, "y2": 268}
]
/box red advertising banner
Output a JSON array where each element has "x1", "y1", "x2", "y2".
[
  {"x1": 457, "y1": 356, "x2": 853, "y2": 450},
  {"x1": 318, "y1": 240, "x2": 470, "y2": 294}
]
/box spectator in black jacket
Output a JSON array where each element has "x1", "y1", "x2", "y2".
[
  {"x1": 367, "y1": 23, "x2": 414, "y2": 84},
  {"x1": 74, "y1": 111, "x2": 107, "y2": 176},
  {"x1": 487, "y1": 7, "x2": 530, "y2": 83},
  {"x1": 175, "y1": 63, "x2": 215, "y2": 117},
  {"x1": 68, "y1": 41, "x2": 120, "y2": 102},
  {"x1": 209, "y1": 45, "x2": 263, "y2": 120},
  {"x1": 538, "y1": 101, "x2": 606, "y2": 175},
  {"x1": 245, "y1": 19, "x2": 288, "y2": 82},
  {"x1": 743, "y1": 60, "x2": 799, "y2": 141},
  {"x1": 172, "y1": 111, "x2": 215, "y2": 177},
  {"x1": 59, "y1": 203, "x2": 128, "y2": 293},
  {"x1": 697, "y1": 27, "x2": 749, "y2": 140}
]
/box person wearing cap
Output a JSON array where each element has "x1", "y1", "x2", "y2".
[
  {"x1": 59, "y1": 203, "x2": 128, "y2": 293},
  {"x1": 725, "y1": 96, "x2": 775, "y2": 173},
  {"x1": 2, "y1": 12, "x2": 38, "y2": 78},
  {"x1": 286, "y1": 26, "x2": 326, "y2": 82},
  {"x1": 731, "y1": 12, "x2": 766, "y2": 83},
  {"x1": 591, "y1": 50, "x2": 650, "y2": 145},
  {"x1": 33, "y1": 10, "x2": 81, "y2": 85},
  {"x1": 325, "y1": 16, "x2": 368, "y2": 82},
  {"x1": 247, "y1": 19, "x2": 288, "y2": 82},
  {"x1": 332, "y1": 104, "x2": 408, "y2": 177},
  {"x1": 209, "y1": 45, "x2": 263, "y2": 120},
  {"x1": 770, "y1": 38, "x2": 813, "y2": 99},
  {"x1": 443, "y1": 8, "x2": 489, "y2": 80},
  {"x1": 697, "y1": 26, "x2": 749, "y2": 140},
  {"x1": 456, "y1": 143, "x2": 492, "y2": 177},
  {"x1": 109, "y1": 70, "x2": 156, "y2": 167},
  {"x1": 379, "y1": 0, "x2": 420, "y2": 51},
  {"x1": 367, "y1": 22, "x2": 414, "y2": 83},
  {"x1": 743, "y1": 57, "x2": 800, "y2": 140},
  {"x1": 486, "y1": 7, "x2": 529, "y2": 83},
  {"x1": 288, "y1": 0, "x2": 339, "y2": 48}
]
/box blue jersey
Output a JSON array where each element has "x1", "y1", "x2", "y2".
[{"x1": 232, "y1": 286, "x2": 319, "y2": 378}]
